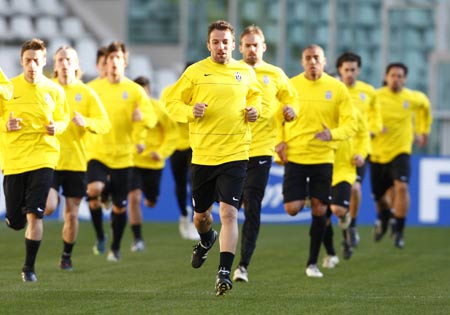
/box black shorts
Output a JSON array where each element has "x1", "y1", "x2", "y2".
[
  {"x1": 130, "y1": 167, "x2": 163, "y2": 204},
  {"x1": 4, "y1": 168, "x2": 54, "y2": 230},
  {"x1": 331, "y1": 182, "x2": 352, "y2": 208},
  {"x1": 52, "y1": 170, "x2": 87, "y2": 198},
  {"x1": 191, "y1": 160, "x2": 247, "y2": 213},
  {"x1": 370, "y1": 154, "x2": 411, "y2": 201},
  {"x1": 283, "y1": 162, "x2": 333, "y2": 204},
  {"x1": 356, "y1": 156, "x2": 370, "y2": 183},
  {"x1": 87, "y1": 160, "x2": 132, "y2": 208}
]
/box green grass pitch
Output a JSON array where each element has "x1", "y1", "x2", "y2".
[{"x1": 1, "y1": 221, "x2": 449, "y2": 314}]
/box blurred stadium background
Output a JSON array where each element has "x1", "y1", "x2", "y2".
[{"x1": 0, "y1": 0, "x2": 449, "y2": 226}]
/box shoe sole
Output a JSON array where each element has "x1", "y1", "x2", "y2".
[{"x1": 215, "y1": 282, "x2": 232, "y2": 296}]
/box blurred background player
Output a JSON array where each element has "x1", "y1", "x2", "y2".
[
  {"x1": 44, "y1": 45, "x2": 110, "y2": 270},
  {"x1": 1, "y1": 39, "x2": 70, "y2": 282},
  {"x1": 86, "y1": 41, "x2": 156, "y2": 261},
  {"x1": 336, "y1": 52, "x2": 382, "y2": 247},
  {"x1": 127, "y1": 76, "x2": 178, "y2": 252},
  {"x1": 233, "y1": 25, "x2": 297, "y2": 283}
]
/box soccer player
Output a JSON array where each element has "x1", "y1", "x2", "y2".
[
  {"x1": 336, "y1": 52, "x2": 382, "y2": 247},
  {"x1": 322, "y1": 109, "x2": 369, "y2": 267},
  {"x1": 127, "y1": 76, "x2": 178, "y2": 251},
  {"x1": 371, "y1": 62, "x2": 431, "y2": 248},
  {"x1": 90, "y1": 46, "x2": 108, "y2": 82},
  {"x1": 276, "y1": 44, "x2": 356, "y2": 278},
  {"x1": 44, "y1": 45, "x2": 111, "y2": 270},
  {"x1": 0, "y1": 38, "x2": 70, "y2": 282},
  {"x1": 160, "y1": 74, "x2": 200, "y2": 241},
  {"x1": 232, "y1": 25, "x2": 297, "y2": 283},
  {"x1": 87, "y1": 41, "x2": 156, "y2": 261},
  {"x1": 166, "y1": 20, "x2": 261, "y2": 296}
]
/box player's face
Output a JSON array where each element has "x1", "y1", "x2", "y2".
[
  {"x1": 239, "y1": 33, "x2": 266, "y2": 67},
  {"x1": 106, "y1": 50, "x2": 126, "y2": 80},
  {"x1": 207, "y1": 29, "x2": 235, "y2": 64},
  {"x1": 301, "y1": 47, "x2": 326, "y2": 80},
  {"x1": 338, "y1": 61, "x2": 360, "y2": 86},
  {"x1": 54, "y1": 48, "x2": 79, "y2": 83},
  {"x1": 21, "y1": 49, "x2": 46, "y2": 83},
  {"x1": 97, "y1": 55, "x2": 107, "y2": 79},
  {"x1": 385, "y1": 67, "x2": 406, "y2": 92}
]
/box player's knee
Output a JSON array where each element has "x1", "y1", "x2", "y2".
[{"x1": 284, "y1": 201, "x2": 303, "y2": 216}]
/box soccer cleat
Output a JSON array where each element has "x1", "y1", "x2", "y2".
[
  {"x1": 233, "y1": 265, "x2": 249, "y2": 282},
  {"x1": 341, "y1": 239, "x2": 353, "y2": 260},
  {"x1": 21, "y1": 271, "x2": 37, "y2": 282},
  {"x1": 349, "y1": 227, "x2": 360, "y2": 247},
  {"x1": 322, "y1": 255, "x2": 339, "y2": 269},
  {"x1": 59, "y1": 258, "x2": 73, "y2": 271},
  {"x1": 191, "y1": 230, "x2": 218, "y2": 268},
  {"x1": 179, "y1": 216, "x2": 200, "y2": 241},
  {"x1": 305, "y1": 264, "x2": 323, "y2": 278},
  {"x1": 215, "y1": 269, "x2": 233, "y2": 296},
  {"x1": 338, "y1": 212, "x2": 351, "y2": 230},
  {"x1": 373, "y1": 219, "x2": 389, "y2": 242},
  {"x1": 394, "y1": 232, "x2": 405, "y2": 249},
  {"x1": 93, "y1": 236, "x2": 107, "y2": 255},
  {"x1": 106, "y1": 250, "x2": 121, "y2": 262},
  {"x1": 131, "y1": 240, "x2": 145, "y2": 252}
]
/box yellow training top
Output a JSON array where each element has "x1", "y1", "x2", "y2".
[
  {"x1": 166, "y1": 57, "x2": 262, "y2": 165},
  {"x1": 133, "y1": 98, "x2": 178, "y2": 170},
  {"x1": 284, "y1": 72, "x2": 357, "y2": 164},
  {"x1": 55, "y1": 79, "x2": 111, "y2": 171},
  {"x1": 243, "y1": 60, "x2": 298, "y2": 157},
  {"x1": 412, "y1": 90, "x2": 433, "y2": 135},
  {"x1": 0, "y1": 67, "x2": 13, "y2": 101},
  {"x1": 160, "y1": 84, "x2": 190, "y2": 151},
  {"x1": 371, "y1": 86, "x2": 430, "y2": 164},
  {"x1": 0, "y1": 74, "x2": 70, "y2": 175},
  {"x1": 88, "y1": 77, "x2": 157, "y2": 169}
]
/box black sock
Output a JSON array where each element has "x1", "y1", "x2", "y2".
[
  {"x1": 62, "y1": 241, "x2": 74, "y2": 259},
  {"x1": 350, "y1": 218, "x2": 357, "y2": 228},
  {"x1": 111, "y1": 212, "x2": 127, "y2": 251},
  {"x1": 89, "y1": 206, "x2": 104, "y2": 240},
  {"x1": 199, "y1": 228, "x2": 214, "y2": 246},
  {"x1": 395, "y1": 217, "x2": 405, "y2": 234},
  {"x1": 219, "y1": 252, "x2": 234, "y2": 272},
  {"x1": 131, "y1": 224, "x2": 142, "y2": 241},
  {"x1": 24, "y1": 238, "x2": 41, "y2": 272},
  {"x1": 323, "y1": 223, "x2": 336, "y2": 256},
  {"x1": 307, "y1": 215, "x2": 326, "y2": 266}
]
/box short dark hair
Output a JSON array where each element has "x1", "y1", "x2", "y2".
[
  {"x1": 134, "y1": 76, "x2": 150, "y2": 88},
  {"x1": 106, "y1": 41, "x2": 128, "y2": 63},
  {"x1": 21, "y1": 38, "x2": 46, "y2": 58},
  {"x1": 385, "y1": 62, "x2": 408, "y2": 76},
  {"x1": 96, "y1": 46, "x2": 107, "y2": 65},
  {"x1": 207, "y1": 20, "x2": 234, "y2": 42},
  {"x1": 336, "y1": 52, "x2": 361, "y2": 69}
]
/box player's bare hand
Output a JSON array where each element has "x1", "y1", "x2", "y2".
[
  {"x1": 136, "y1": 144, "x2": 145, "y2": 154},
  {"x1": 314, "y1": 123, "x2": 332, "y2": 141},
  {"x1": 193, "y1": 103, "x2": 207, "y2": 118},
  {"x1": 275, "y1": 141, "x2": 288, "y2": 164},
  {"x1": 353, "y1": 154, "x2": 365, "y2": 167},
  {"x1": 6, "y1": 112, "x2": 22, "y2": 131},
  {"x1": 245, "y1": 106, "x2": 258, "y2": 122},
  {"x1": 132, "y1": 103, "x2": 142, "y2": 122},
  {"x1": 283, "y1": 105, "x2": 296, "y2": 122},
  {"x1": 46, "y1": 119, "x2": 56, "y2": 136},
  {"x1": 150, "y1": 151, "x2": 161, "y2": 161},
  {"x1": 72, "y1": 111, "x2": 86, "y2": 127}
]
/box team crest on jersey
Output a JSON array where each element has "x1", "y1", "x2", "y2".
[
  {"x1": 360, "y1": 92, "x2": 366, "y2": 101},
  {"x1": 403, "y1": 101, "x2": 409, "y2": 109},
  {"x1": 75, "y1": 93, "x2": 82, "y2": 102},
  {"x1": 325, "y1": 90, "x2": 332, "y2": 100},
  {"x1": 263, "y1": 75, "x2": 270, "y2": 85},
  {"x1": 45, "y1": 93, "x2": 52, "y2": 103},
  {"x1": 122, "y1": 91, "x2": 129, "y2": 100},
  {"x1": 235, "y1": 72, "x2": 242, "y2": 81}
]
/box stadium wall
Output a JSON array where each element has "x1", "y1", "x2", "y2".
[{"x1": 0, "y1": 155, "x2": 449, "y2": 226}]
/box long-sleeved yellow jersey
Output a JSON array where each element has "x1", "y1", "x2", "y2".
[
  {"x1": 88, "y1": 77, "x2": 157, "y2": 169},
  {"x1": 133, "y1": 98, "x2": 178, "y2": 170},
  {"x1": 346, "y1": 80, "x2": 382, "y2": 154},
  {"x1": 0, "y1": 67, "x2": 13, "y2": 100},
  {"x1": 243, "y1": 60, "x2": 298, "y2": 157},
  {"x1": 284, "y1": 72, "x2": 357, "y2": 164},
  {"x1": 166, "y1": 57, "x2": 262, "y2": 165},
  {"x1": 0, "y1": 74, "x2": 70, "y2": 175},
  {"x1": 371, "y1": 86, "x2": 430, "y2": 164},
  {"x1": 160, "y1": 84, "x2": 190, "y2": 151},
  {"x1": 412, "y1": 90, "x2": 433, "y2": 135},
  {"x1": 55, "y1": 80, "x2": 111, "y2": 171},
  {"x1": 332, "y1": 109, "x2": 370, "y2": 186}
]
